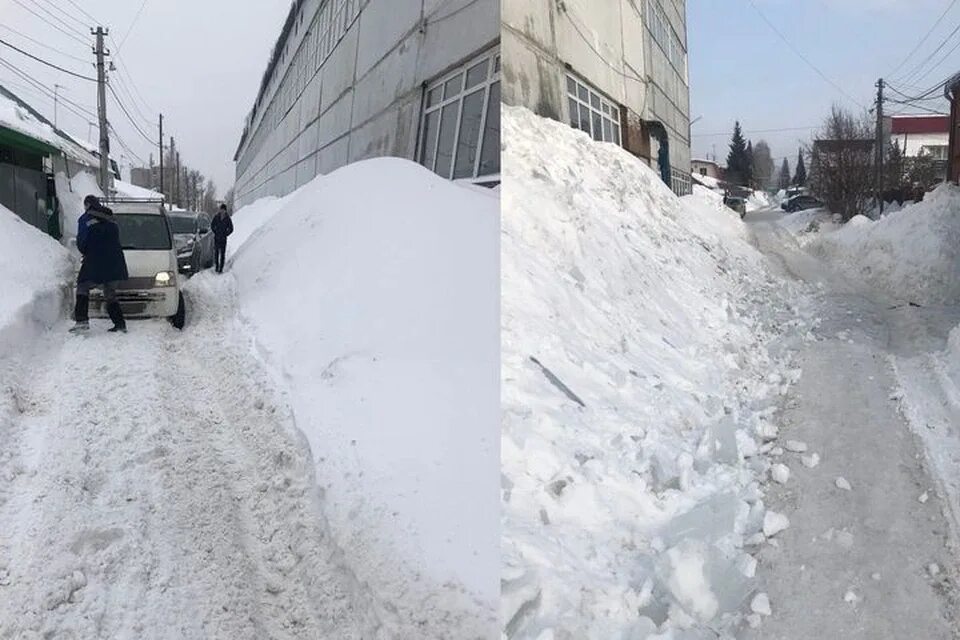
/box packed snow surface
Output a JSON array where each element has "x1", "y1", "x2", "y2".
[
  {"x1": 229, "y1": 158, "x2": 499, "y2": 635},
  {"x1": 501, "y1": 106, "x2": 809, "y2": 638}
]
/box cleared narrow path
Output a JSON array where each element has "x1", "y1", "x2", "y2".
[
  {"x1": 741, "y1": 212, "x2": 960, "y2": 639},
  {"x1": 0, "y1": 275, "x2": 380, "y2": 639}
]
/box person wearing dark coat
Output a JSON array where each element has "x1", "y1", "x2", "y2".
[
  {"x1": 71, "y1": 195, "x2": 129, "y2": 333},
  {"x1": 210, "y1": 203, "x2": 234, "y2": 273}
]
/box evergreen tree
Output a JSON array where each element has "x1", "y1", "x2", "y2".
[
  {"x1": 778, "y1": 158, "x2": 791, "y2": 190},
  {"x1": 793, "y1": 149, "x2": 807, "y2": 186},
  {"x1": 725, "y1": 121, "x2": 751, "y2": 186}
]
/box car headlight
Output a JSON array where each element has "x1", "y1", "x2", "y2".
[{"x1": 155, "y1": 271, "x2": 175, "y2": 287}]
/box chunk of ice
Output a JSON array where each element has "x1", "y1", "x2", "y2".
[
  {"x1": 835, "y1": 476, "x2": 852, "y2": 491},
  {"x1": 750, "y1": 592, "x2": 772, "y2": 616},
  {"x1": 801, "y1": 453, "x2": 820, "y2": 468},
  {"x1": 770, "y1": 464, "x2": 790, "y2": 484},
  {"x1": 784, "y1": 440, "x2": 807, "y2": 453},
  {"x1": 763, "y1": 511, "x2": 790, "y2": 537}
]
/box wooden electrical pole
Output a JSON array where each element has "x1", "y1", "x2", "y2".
[
  {"x1": 158, "y1": 113, "x2": 164, "y2": 195},
  {"x1": 876, "y1": 78, "x2": 885, "y2": 215},
  {"x1": 93, "y1": 27, "x2": 111, "y2": 191}
]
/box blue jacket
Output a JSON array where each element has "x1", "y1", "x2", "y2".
[{"x1": 77, "y1": 209, "x2": 129, "y2": 285}]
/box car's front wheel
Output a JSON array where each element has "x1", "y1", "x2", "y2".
[{"x1": 169, "y1": 291, "x2": 186, "y2": 330}]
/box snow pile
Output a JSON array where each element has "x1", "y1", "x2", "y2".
[
  {"x1": 0, "y1": 204, "x2": 70, "y2": 331},
  {"x1": 227, "y1": 194, "x2": 289, "y2": 259},
  {"x1": 502, "y1": 106, "x2": 809, "y2": 638},
  {"x1": 228, "y1": 158, "x2": 498, "y2": 637},
  {"x1": 54, "y1": 169, "x2": 102, "y2": 244},
  {"x1": 746, "y1": 191, "x2": 773, "y2": 212},
  {"x1": 113, "y1": 179, "x2": 161, "y2": 200},
  {"x1": 0, "y1": 89, "x2": 97, "y2": 165},
  {"x1": 809, "y1": 183, "x2": 960, "y2": 305},
  {"x1": 0, "y1": 204, "x2": 71, "y2": 417}
]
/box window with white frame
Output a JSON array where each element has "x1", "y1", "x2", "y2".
[
  {"x1": 645, "y1": 0, "x2": 686, "y2": 75},
  {"x1": 566, "y1": 74, "x2": 622, "y2": 146},
  {"x1": 419, "y1": 48, "x2": 501, "y2": 180},
  {"x1": 670, "y1": 167, "x2": 691, "y2": 196}
]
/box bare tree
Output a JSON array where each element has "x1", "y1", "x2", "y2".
[
  {"x1": 809, "y1": 105, "x2": 875, "y2": 221},
  {"x1": 202, "y1": 179, "x2": 218, "y2": 214}
]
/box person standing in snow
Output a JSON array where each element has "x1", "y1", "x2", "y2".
[
  {"x1": 210, "y1": 203, "x2": 234, "y2": 273},
  {"x1": 71, "y1": 195, "x2": 129, "y2": 333}
]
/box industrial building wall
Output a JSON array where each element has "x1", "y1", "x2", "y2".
[
  {"x1": 501, "y1": 0, "x2": 690, "y2": 192},
  {"x1": 234, "y1": 0, "x2": 499, "y2": 207}
]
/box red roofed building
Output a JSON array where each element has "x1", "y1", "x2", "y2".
[{"x1": 888, "y1": 114, "x2": 949, "y2": 161}]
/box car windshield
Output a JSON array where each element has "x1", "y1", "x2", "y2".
[
  {"x1": 168, "y1": 215, "x2": 196, "y2": 234},
  {"x1": 114, "y1": 214, "x2": 172, "y2": 250}
]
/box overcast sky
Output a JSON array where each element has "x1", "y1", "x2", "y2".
[
  {"x1": 0, "y1": 0, "x2": 292, "y2": 195},
  {"x1": 688, "y1": 0, "x2": 956, "y2": 173}
]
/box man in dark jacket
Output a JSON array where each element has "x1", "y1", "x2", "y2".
[
  {"x1": 210, "y1": 203, "x2": 233, "y2": 273},
  {"x1": 71, "y1": 195, "x2": 130, "y2": 333}
]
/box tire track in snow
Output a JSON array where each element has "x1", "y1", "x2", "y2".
[{"x1": 0, "y1": 279, "x2": 381, "y2": 638}]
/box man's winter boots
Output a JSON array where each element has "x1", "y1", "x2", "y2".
[
  {"x1": 70, "y1": 294, "x2": 90, "y2": 332},
  {"x1": 106, "y1": 301, "x2": 127, "y2": 333}
]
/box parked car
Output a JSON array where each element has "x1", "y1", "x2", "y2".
[
  {"x1": 168, "y1": 210, "x2": 214, "y2": 274},
  {"x1": 781, "y1": 194, "x2": 824, "y2": 213},
  {"x1": 724, "y1": 195, "x2": 747, "y2": 218},
  {"x1": 79, "y1": 198, "x2": 186, "y2": 329}
]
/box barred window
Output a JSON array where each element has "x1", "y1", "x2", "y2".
[
  {"x1": 566, "y1": 74, "x2": 621, "y2": 146},
  {"x1": 419, "y1": 48, "x2": 501, "y2": 180}
]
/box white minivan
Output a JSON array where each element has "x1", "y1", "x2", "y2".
[{"x1": 82, "y1": 198, "x2": 186, "y2": 329}]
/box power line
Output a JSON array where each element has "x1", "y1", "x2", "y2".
[
  {"x1": 107, "y1": 83, "x2": 157, "y2": 144},
  {"x1": 745, "y1": 0, "x2": 867, "y2": 109},
  {"x1": 426, "y1": 0, "x2": 483, "y2": 25},
  {"x1": 31, "y1": 0, "x2": 91, "y2": 32},
  {"x1": 112, "y1": 72, "x2": 156, "y2": 130},
  {"x1": 895, "y1": 18, "x2": 960, "y2": 86},
  {"x1": 0, "y1": 57, "x2": 97, "y2": 122},
  {"x1": 61, "y1": 0, "x2": 100, "y2": 25},
  {"x1": 15, "y1": 0, "x2": 88, "y2": 42},
  {"x1": 0, "y1": 24, "x2": 88, "y2": 64},
  {"x1": 117, "y1": 0, "x2": 150, "y2": 52},
  {"x1": 9, "y1": 0, "x2": 89, "y2": 46},
  {"x1": 888, "y1": 0, "x2": 960, "y2": 78},
  {"x1": 0, "y1": 37, "x2": 96, "y2": 81},
  {"x1": 692, "y1": 125, "x2": 820, "y2": 138},
  {"x1": 109, "y1": 123, "x2": 147, "y2": 166},
  {"x1": 108, "y1": 35, "x2": 159, "y2": 120},
  {"x1": 903, "y1": 34, "x2": 960, "y2": 88}
]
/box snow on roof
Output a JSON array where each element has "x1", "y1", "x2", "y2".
[
  {"x1": 112, "y1": 179, "x2": 163, "y2": 200},
  {"x1": 0, "y1": 84, "x2": 98, "y2": 166}
]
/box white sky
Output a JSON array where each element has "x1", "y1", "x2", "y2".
[{"x1": 0, "y1": 0, "x2": 293, "y2": 195}]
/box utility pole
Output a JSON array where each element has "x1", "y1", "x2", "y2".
[
  {"x1": 875, "y1": 78, "x2": 885, "y2": 215},
  {"x1": 93, "y1": 27, "x2": 111, "y2": 191},
  {"x1": 53, "y1": 84, "x2": 63, "y2": 127},
  {"x1": 158, "y1": 113, "x2": 164, "y2": 196},
  {"x1": 175, "y1": 151, "x2": 181, "y2": 207}
]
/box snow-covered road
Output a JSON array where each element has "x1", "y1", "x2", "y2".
[
  {"x1": 0, "y1": 275, "x2": 380, "y2": 639},
  {"x1": 742, "y1": 212, "x2": 960, "y2": 638}
]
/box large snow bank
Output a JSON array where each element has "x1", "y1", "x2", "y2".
[
  {"x1": 501, "y1": 106, "x2": 809, "y2": 638},
  {"x1": 54, "y1": 169, "x2": 102, "y2": 244},
  {"x1": 227, "y1": 158, "x2": 498, "y2": 637},
  {"x1": 227, "y1": 194, "x2": 289, "y2": 259},
  {"x1": 808, "y1": 183, "x2": 960, "y2": 305},
  {"x1": 0, "y1": 204, "x2": 70, "y2": 332}
]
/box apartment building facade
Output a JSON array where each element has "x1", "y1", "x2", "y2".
[
  {"x1": 501, "y1": 0, "x2": 692, "y2": 195},
  {"x1": 234, "y1": 0, "x2": 500, "y2": 207}
]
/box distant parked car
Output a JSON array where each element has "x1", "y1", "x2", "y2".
[
  {"x1": 168, "y1": 211, "x2": 214, "y2": 274},
  {"x1": 781, "y1": 194, "x2": 824, "y2": 213},
  {"x1": 724, "y1": 195, "x2": 747, "y2": 218}
]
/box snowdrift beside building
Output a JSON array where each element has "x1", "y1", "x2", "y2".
[
  {"x1": 227, "y1": 158, "x2": 499, "y2": 637},
  {"x1": 807, "y1": 183, "x2": 960, "y2": 305},
  {"x1": 501, "y1": 106, "x2": 810, "y2": 638}
]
